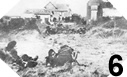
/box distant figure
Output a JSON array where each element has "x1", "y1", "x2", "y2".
[{"x1": 45, "y1": 26, "x2": 57, "y2": 35}]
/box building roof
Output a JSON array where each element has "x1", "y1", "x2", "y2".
[
  {"x1": 103, "y1": 8, "x2": 122, "y2": 17},
  {"x1": 24, "y1": 2, "x2": 71, "y2": 16},
  {"x1": 34, "y1": 9, "x2": 51, "y2": 15},
  {"x1": 21, "y1": 14, "x2": 35, "y2": 18},
  {"x1": 25, "y1": 9, "x2": 51, "y2": 15},
  {"x1": 55, "y1": 4, "x2": 70, "y2": 12},
  {"x1": 44, "y1": 2, "x2": 71, "y2": 12},
  {"x1": 88, "y1": 0, "x2": 103, "y2": 6}
]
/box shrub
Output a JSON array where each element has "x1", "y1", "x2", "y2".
[
  {"x1": 65, "y1": 17, "x2": 71, "y2": 22},
  {"x1": 71, "y1": 14, "x2": 81, "y2": 24}
]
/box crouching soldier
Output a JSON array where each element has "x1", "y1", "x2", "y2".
[
  {"x1": 48, "y1": 45, "x2": 79, "y2": 67},
  {"x1": 5, "y1": 41, "x2": 25, "y2": 71}
]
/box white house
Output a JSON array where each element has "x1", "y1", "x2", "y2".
[
  {"x1": 21, "y1": 13, "x2": 36, "y2": 19},
  {"x1": 24, "y1": 9, "x2": 51, "y2": 23},
  {"x1": 34, "y1": 9, "x2": 51, "y2": 23},
  {"x1": 44, "y1": 2, "x2": 72, "y2": 21},
  {"x1": 24, "y1": 2, "x2": 71, "y2": 23}
]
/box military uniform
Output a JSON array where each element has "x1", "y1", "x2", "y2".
[{"x1": 52, "y1": 45, "x2": 74, "y2": 67}]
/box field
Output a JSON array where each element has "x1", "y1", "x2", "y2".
[{"x1": 0, "y1": 17, "x2": 127, "y2": 77}]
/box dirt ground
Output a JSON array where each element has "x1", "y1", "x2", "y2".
[{"x1": 1, "y1": 26, "x2": 127, "y2": 77}]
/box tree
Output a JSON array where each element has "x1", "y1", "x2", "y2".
[
  {"x1": 65, "y1": 17, "x2": 71, "y2": 22},
  {"x1": 71, "y1": 14, "x2": 81, "y2": 24}
]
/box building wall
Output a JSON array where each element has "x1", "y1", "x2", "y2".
[
  {"x1": 87, "y1": 4, "x2": 91, "y2": 20},
  {"x1": 45, "y1": 3, "x2": 71, "y2": 21},
  {"x1": 91, "y1": 10, "x2": 97, "y2": 20},
  {"x1": 87, "y1": 2, "x2": 103, "y2": 21},
  {"x1": 21, "y1": 14, "x2": 35, "y2": 19},
  {"x1": 91, "y1": 5, "x2": 98, "y2": 20},
  {"x1": 52, "y1": 11, "x2": 71, "y2": 21},
  {"x1": 97, "y1": 4, "x2": 103, "y2": 19},
  {"x1": 39, "y1": 15, "x2": 50, "y2": 23}
]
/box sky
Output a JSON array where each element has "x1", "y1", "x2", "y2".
[
  {"x1": 6, "y1": 0, "x2": 90, "y2": 17},
  {"x1": 6, "y1": 0, "x2": 118, "y2": 17}
]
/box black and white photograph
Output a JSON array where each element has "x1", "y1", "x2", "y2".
[{"x1": 0, "y1": 0, "x2": 127, "y2": 77}]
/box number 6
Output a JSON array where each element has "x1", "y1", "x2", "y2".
[{"x1": 109, "y1": 54, "x2": 123, "y2": 76}]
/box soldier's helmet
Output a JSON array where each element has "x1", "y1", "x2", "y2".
[
  {"x1": 6, "y1": 41, "x2": 17, "y2": 51},
  {"x1": 60, "y1": 45, "x2": 69, "y2": 49}
]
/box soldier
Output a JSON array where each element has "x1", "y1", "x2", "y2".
[
  {"x1": 5, "y1": 41, "x2": 25, "y2": 70},
  {"x1": 21, "y1": 54, "x2": 38, "y2": 68},
  {"x1": 45, "y1": 49, "x2": 56, "y2": 67},
  {"x1": 57, "y1": 45, "x2": 74, "y2": 56},
  {"x1": 21, "y1": 54, "x2": 38, "y2": 62},
  {"x1": 45, "y1": 45, "x2": 81, "y2": 67},
  {"x1": 0, "y1": 48, "x2": 8, "y2": 62},
  {"x1": 47, "y1": 45, "x2": 75, "y2": 67},
  {"x1": 6, "y1": 41, "x2": 39, "y2": 71}
]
